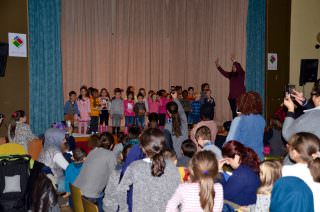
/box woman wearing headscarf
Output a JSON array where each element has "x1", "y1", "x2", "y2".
[
  {"x1": 270, "y1": 177, "x2": 314, "y2": 212},
  {"x1": 38, "y1": 128, "x2": 69, "y2": 192}
]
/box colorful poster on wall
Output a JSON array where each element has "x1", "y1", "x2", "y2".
[
  {"x1": 8, "y1": 33, "x2": 27, "y2": 57},
  {"x1": 267, "y1": 53, "x2": 277, "y2": 70}
]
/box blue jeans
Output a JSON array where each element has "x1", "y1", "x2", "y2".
[
  {"x1": 135, "y1": 116, "x2": 145, "y2": 128},
  {"x1": 125, "y1": 116, "x2": 135, "y2": 127}
]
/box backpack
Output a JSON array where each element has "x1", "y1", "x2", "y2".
[{"x1": 0, "y1": 155, "x2": 31, "y2": 212}]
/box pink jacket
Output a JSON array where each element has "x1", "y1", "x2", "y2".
[
  {"x1": 148, "y1": 99, "x2": 160, "y2": 114},
  {"x1": 124, "y1": 99, "x2": 135, "y2": 116},
  {"x1": 77, "y1": 98, "x2": 91, "y2": 121},
  {"x1": 159, "y1": 97, "x2": 169, "y2": 114}
]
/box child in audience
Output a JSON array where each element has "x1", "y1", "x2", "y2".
[
  {"x1": 89, "y1": 88, "x2": 101, "y2": 133},
  {"x1": 249, "y1": 160, "x2": 282, "y2": 211},
  {"x1": 282, "y1": 132, "x2": 320, "y2": 212},
  {"x1": 62, "y1": 136, "x2": 76, "y2": 163},
  {"x1": 112, "y1": 132, "x2": 127, "y2": 159},
  {"x1": 8, "y1": 110, "x2": 37, "y2": 150},
  {"x1": 99, "y1": 88, "x2": 111, "y2": 133},
  {"x1": 126, "y1": 126, "x2": 141, "y2": 146},
  {"x1": 163, "y1": 149, "x2": 178, "y2": 165},
  {"x1": 177, "y1": 139, "x2": 197, "y2": 167},
  {"x1": 148, "y1": 93, "x2": 160, "y2": 114},
  {"x1": 264, "y1": 116, "x2": 286, "y2": 157},
  {"x1": 77, "y1": 86, "x2": 91, "y2": 134},
  {"x1": 124, "y1": 91, "x2": 135, "y2": 130},
  {"x1": 134, "y1": 93, "x2": 147, "y2": 129},
  {"x1": 110, "y1": 88, "x2": 124, "y2": 135},
  {"x1": 64, "y1": 91, "x2": 80, "y2": 125},
  {"x1": 195, "y1": 126, "x2": 222, "y2": 160},
  {"x1": 166, "y1": 151, "x2": 224, "y2": 212},
  {"x1": 180, "y1": 90, "x2": 192, "y2": 121},
  {"x1": 115, "y1": 128, "x2": 180, "y2": 212},
  {"x1": 189, "y1": 93, "x2": 201, "y2": 125},
  {"x1": 64, "y1": 148, "x2": 87, "y2": 204}
]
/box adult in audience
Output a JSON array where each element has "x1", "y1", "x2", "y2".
[
  {"x1": 115, "y1": 128, "x2": 180, "y2": 211},
  {"x1": 190, "y1": 104, "x2": 218, "y2": 143},
  {"x1": 220, "y1": 141, "x2": 260, "y2": 206},
  {"x1": 226, "y1": 91, "x2": 265, "y2": 160},
  {"x1": 270, "y1": 177, "x2": 314, "y2": 212},
  {"x1": 8, "y1": 110, "x2": 37, "y2": 150},
  {"x1": 74, "y1": 132, "x2": 116, "y2": 211},
  {"x1": 215, "y1": 55, "x2": 246, "y2": 118},
  {"x1": 282, "y1": 80, "x2": 320, "y2": 140},
  {"x1": 195, "y1": 126, "x2": 222, "y2": 160},
  {"x1": 38, "y1": 128, "x2": 69, "y2": 192},
  {"x1": 165, "y1": 90, "x2": 188, "y2": 157}
]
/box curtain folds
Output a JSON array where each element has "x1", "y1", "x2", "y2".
[
  {"x1": 28, "y1": 0, "x2": 63, "y2": 135},
  {"x1": 61, "y1": 0, "x2": 248, "y2": 122},
  {"x1": 246, "y1": 0, "x2": 266, "y2": 103}
]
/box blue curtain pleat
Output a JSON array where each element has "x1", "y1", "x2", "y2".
[
  {"x1": 28, "y1": 0, "x2": 63, "y2": 135},
  {"x1": 246, "y1": 0, "x2": 266, "y2": 104}
]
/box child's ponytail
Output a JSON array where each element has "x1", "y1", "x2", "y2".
[
  {"x1": 151, "y1": 150, "x2": 166, "y2": 177},
  {"x1": 189, "y1": 151, "x2": 219, "y2": 212},
  {"x1": 166, "y1": 102, "x2": 182, "y2": 137},
  {"x1": 199, "y1": 176, "x2": 215, "y2": 212},
  {"x1": 140, "y1": 128, "x2": 166, "y2": 177}
]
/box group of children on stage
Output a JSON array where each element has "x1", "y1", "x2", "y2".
[{"x1": 64, "y1": 84, "x2": 216, "y2": 135}]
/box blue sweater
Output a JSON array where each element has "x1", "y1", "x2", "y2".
[
  {"x1": 220, "y1": 165, "x2": 260, "y2": 206},
  {"x1": 65, "y1": 162, "x2": 83, "y2": 193},
  {"x1": 226, "y1": 114, "x2": 265, "y2": 160}
]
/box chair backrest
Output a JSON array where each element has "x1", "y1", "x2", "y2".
[
  {"x1": 82, "y1": 197, "x2": 98, "y2": 212},
  {"x1": 28, "y1": 139, "x2": 43, "y2": 160},
  {"x1": 69, "y1": 184, "x2": 84, "y2": 212}
]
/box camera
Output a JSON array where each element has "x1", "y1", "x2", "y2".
[{"x1": 285, "y1": 84, "x2": 295, "y2": 95}]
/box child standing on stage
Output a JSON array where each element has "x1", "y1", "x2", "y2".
[
  {"x1": 124, "y1": 91, "x2": 135, "y2": 130},
  {"x1": 89, "y1": 88, "x2": 100, "y2": 134},
  {"x1": 77, "y1": 86, "x2": 91, "y2": 134},
  {"x1": 148, "y1": 93, "x2": 160, "y2": 115},
  {"x1": 64, "y1": 91, "x2": 80, "y2": 125},
  {"x1": 134, "y1": 93, "x2": 147, "y2": 129},
  {"x1": 189, "y1": 93, "x2": 201, "y2": 125},
  {"x1": 99, "y1": 88, "x2": 111, "y2": 133},
  {"x1": 110, "y1": 88, "x2": 124, "y2": 135},
  {"x1": 158, "y1": 89, "x2": 168, "y2": 127}
]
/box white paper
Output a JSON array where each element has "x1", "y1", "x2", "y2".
[
  {"x1": 268, "y1": 53, "x2": 277, "y2": 70},
  {"x1": 8, "y1": 33, "x2": 27, "y2": 57}
]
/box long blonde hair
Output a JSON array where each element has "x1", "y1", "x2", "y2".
[
  {"x1": 188, "y1": 151, "x2": 218, "y2": 212},
  {"x1": 257, "y1": 160, "x2": 282, "y2": 195}
]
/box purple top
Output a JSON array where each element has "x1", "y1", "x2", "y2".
[{"x1": 218, "y1": 62, "x2": 246, "y2": 99}]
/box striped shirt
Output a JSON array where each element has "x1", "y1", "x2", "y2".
[{"x1": 166, "y1": 183, "x2": 224, "y2": 212}]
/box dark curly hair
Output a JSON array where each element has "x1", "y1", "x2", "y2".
[{"x1": 236, "y1": 91, "x2": 262, "y2": 115}]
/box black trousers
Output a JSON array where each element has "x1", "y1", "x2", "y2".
[
  {"x1": 89, "y1": 116, "x2": 99, "y2": 133},
  {"x1": 228, "y1": 98, "x2": 237, "y2": 119}
]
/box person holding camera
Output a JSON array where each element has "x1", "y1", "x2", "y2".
[
  {"x1": 282, "y1": 79, "x2": 320, "y2": 141},
  {"x1": 215, "y1": 55, "x2": 246, "y2": 119}
]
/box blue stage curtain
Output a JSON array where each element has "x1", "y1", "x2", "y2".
[
  {"x1": 246, "y1": 0, "x2": 266, "y2": 103},
  {"x1": 28, "y1": 0, "x2": 63, "y2": 135}
]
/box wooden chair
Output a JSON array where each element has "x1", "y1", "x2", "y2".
[
  {"x1": 69, "y1": 184, "x2": 84, "y2": 212},
  {"x1": 28, "y1": 139, "x2": 43, "y2": 160},
  {"x1": 82, "y1": 197, "x2": 98, "y2": 212}
]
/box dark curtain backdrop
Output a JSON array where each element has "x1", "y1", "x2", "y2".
[{"x1": 61, "y1": 0, "x2": 248, "y2": 122}]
